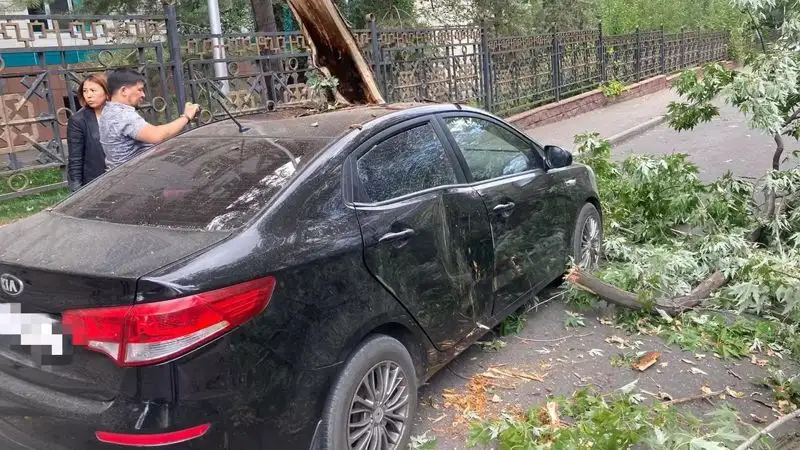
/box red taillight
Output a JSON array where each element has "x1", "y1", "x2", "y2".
[
  {"x1": 63, "y1": 277, "x2": 275, "y2": 367},
  {"x1": 95, "y1": 423, "x2": 211, "y2": 446}
]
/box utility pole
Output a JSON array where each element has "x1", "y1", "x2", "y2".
[{"x1": 207, "y1": 0, "x2": 229, "y2": 93}]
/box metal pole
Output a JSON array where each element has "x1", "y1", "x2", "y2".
[
  {"x1": 551, "y1": 23, "x2": 560, "y2": 102},
  {"x1": 164, "y1": 3, "x2": 187, "y2": 113},
  {"x1": 480, "y1": 20, "x2": 492, "y2": 111},
  {"x1": 680, "y1": 27, "x2": 685, "y2": 69},
  {"x1": 207, "y1": 0, "x2": 229, "y2": 93},
  {"x1": 598, "y1": 21, "x2": 605, "y2": 83},
  {"x1": 635, "y1": 26, "x2": 641, "y2": 81},
  {"x1": 368, "y1": 17, "x2": 385, "y2": 97},
  {"x1": 660, "y1": 24, "x2": 666, "y2": 74}
]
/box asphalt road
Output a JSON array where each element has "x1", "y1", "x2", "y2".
[{"x1": 616, "y1": 102, "x2": 785, "y2": 183}]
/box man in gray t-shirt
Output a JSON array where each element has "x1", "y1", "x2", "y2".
[{"x1": 99, "y1": 69, "x2": 200, "y2": 169}]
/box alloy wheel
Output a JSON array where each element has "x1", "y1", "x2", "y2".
[
  {"x1": 578, "y1": 216, "x2": 601, "y2": 270},
  {"x1": 347, "y1": 361, "x2": 410, "y2": 450}
]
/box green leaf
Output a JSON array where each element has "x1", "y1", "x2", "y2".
[{"x1": 689, "y1": 438, "x2": 730, "y2": 450}]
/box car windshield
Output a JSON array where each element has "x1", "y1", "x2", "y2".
[{"x1": 55, "y1": 136, "x2": 324, "y2": 231}]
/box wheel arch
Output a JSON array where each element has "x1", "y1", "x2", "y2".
[
  {"x1": 338, "y1": 318, "x2": 431, "y2": 383},
  {"x1": 585, "y1": 196, "x2": 602, "y2": 222}
]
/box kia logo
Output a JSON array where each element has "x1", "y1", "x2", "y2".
[{"x1": 0, "y1": 274, "x2": 23, "y2": 296}]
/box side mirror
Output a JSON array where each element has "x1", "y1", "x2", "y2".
[{"x1": 544, "y1": 145, "x2": 573, "y2": 169}]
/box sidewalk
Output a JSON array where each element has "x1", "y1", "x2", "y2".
[{"x1": 523, "y1": 88, "x2": 681, "y2": 150}]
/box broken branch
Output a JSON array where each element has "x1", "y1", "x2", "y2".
[
  {"x1": 566, "y1": 267, "x2": 728, "y2": 316},
  {"x1": 662, "y1": 389, "x2": 723, "y2": 406},
  {"x1": 287, "y1": 0, "x2": 384, "y2": 104},
  {"x1": 513, "y1": 332, "x2": 594, "y2": 343},
  {"x1": 735, "y1": 408, "x2": 800, "y2": 450}
]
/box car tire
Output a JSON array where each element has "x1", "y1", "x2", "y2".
[
  {"x1": 316, "y1": 334, "x2": 418, "y2": 450},
  {"x1": 572, "y1": 203, "x2": 603, "y2": 271}
]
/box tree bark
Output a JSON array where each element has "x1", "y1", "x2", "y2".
[
  {"x1": 251, "y1": 0, "x2": 278, "y2": 32},
  {"x1": 287, "y1": 0, "x2": 384, "y2": 104},
  {"x1": 765, "y1": 131, "x2": 786, "y2": 219},
  {"x1": 566, "y1": 267, "x2": 728, "y2": 316}
]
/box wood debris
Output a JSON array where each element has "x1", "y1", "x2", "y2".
[
  {"x1": 750, "y1": 355, "x2": 769, "y2": 367},
  {"x1": 540, "y1": 401, "x2": 562, "y2": 428},
  {"x1": 482, "y1": 366, "x2": 544, "y2": 382},
  {"x1": 725, "y1": 387, "x2": 746, "y2": 399},
  {"x1": 632, "y1": 351, "x2": 661, "y2": 371},
  {"x1": 605, "y1": 335, "x2": 632, "y2": 349}
]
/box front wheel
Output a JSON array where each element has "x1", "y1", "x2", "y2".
[
  {"x1": 572, "y1": 203, "x2": 603, "y2": 271},
  {"x1": 316, "y1": 335, "x2": 417, "y2": 450}
]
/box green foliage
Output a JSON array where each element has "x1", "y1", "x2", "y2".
[
  {"x1": 77, "y1": 0, "x2": 254, "y2": 33},
  {"x1": 498, "y1": 311, "x2": 527, "y2": 336},
  {"x1": 667, "y1": 0, "x2": 800, "y2": 168},
  {"x1": 595, "y1": 0, "x2": 747, "y2": 34},
  {"x1": 342, "y1": 0, "x2": 416, "y2": 27},
  {"x1": 564, "y1": 311, "x2": 587, "y2": 328},
  {"x1": 409, "y1": 431, "x2": 438, "y2": 450},
  {"x1": 573, "y1": 132, "x2": 800, "y2": 322},
  {"x1": 615, "y1": 308, "x2": 800, "y2": 360},
  {"x1": 479, "y1": 338, "x2": 507, "y2": 351},
  {"x1": 758, "y1": 368, "x2": 800, "y2": 412},
  {"x1": 599, "y1": 79, "x2": 625, "y2": 97},
  {"x1": 468, "y1": 389, "x2": 761, "y2": 450}
]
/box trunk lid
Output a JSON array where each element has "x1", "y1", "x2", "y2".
[{"x1": 0, "y1": 212, "x2": 229, "y2": 401}]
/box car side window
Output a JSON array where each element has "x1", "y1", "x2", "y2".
[
  {"x1": 444, "y1": 116, "x2": 539, "y2": 181},
  {"x1": 356, "y1": 122, "x2": 458, "y2": 203}
]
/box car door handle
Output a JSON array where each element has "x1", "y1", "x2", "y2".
[
  {"x1": 492, "y1": 202, "x2": 516, "y2": 213},
  {"x1": 378, "y1": 228, "x2": 415, "y2": 243}
]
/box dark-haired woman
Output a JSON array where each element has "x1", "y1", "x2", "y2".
[{"x1": 66, "y1": 74, "x2": 109, "y2": 191}]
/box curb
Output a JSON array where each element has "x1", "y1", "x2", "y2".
[{"x1": 606, "y1": 115, "x2": 668, "y2": 146}]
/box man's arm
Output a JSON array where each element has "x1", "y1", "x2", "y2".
[{"x1": 135, "y1": 103, "x2": 200, "y2": 144}]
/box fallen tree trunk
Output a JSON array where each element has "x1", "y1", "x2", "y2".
[
  {"x1": 287, "y1": 0, "x2": 384, "y2": 105},
  {"x1": 566, "y1": 267, "x2": 728, "y2": 316}
]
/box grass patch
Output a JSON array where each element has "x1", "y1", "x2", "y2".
[
  {"x1": 0, "y1": 168, "x2": 68, "y2": 225},
  {"x1": 0, "y1": 168, "x2": 63, "y2": 195},
  {"x1": 0, "y1": 189, "x2": 70, "y2": 225}
]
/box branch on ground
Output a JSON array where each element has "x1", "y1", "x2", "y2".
[
  {"x1": 566, "y1": 267, "x2": 728, "y2": 316},
  {"x1": 735, "y1": 408, "x2": 800, "y2": 450}
]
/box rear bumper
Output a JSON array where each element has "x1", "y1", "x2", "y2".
[
  {"x1": 0, "y1": 399, "x2": 227, "y2": 450},
  {"x1": 0, "y1": 353, "x2": 332, "y2": 450}
]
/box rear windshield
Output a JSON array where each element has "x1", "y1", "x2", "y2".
[{"x1": 55, "y1": 137, "x2": 322, "y2": 231}]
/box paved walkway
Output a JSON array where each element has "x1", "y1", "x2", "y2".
[
  {"x1": 526, "y1": 87, "x2": 783, "y2": 183},
  {"x1": 525, "y1": 88, "x2": 680, "y2": 150}
]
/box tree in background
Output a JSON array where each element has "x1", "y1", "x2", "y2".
[
  {"x1": 595, "y1": 0, "x2": 746, "y2": 33},
  {"x1": 667, "y1": 0, "x2": 799, "y2": 218},
  {"x1": 340, "y1": 0, "x2": 415, "y2": 28}
]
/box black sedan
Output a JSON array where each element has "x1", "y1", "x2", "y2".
[{"x1": 0, "y1": 103, "x2": 602, "y2": 450}]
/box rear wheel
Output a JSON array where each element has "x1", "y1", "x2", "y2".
[
  {"x1": 317, "y1": 335, "x2": 417, "y2": 450},
  {"x1": 572, "y1": 203, "x2": 602, "y2": 270}
]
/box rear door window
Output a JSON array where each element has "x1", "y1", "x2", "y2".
[
  {"x1": 356, "y1": 123, "x2": 458, "y2": 202},
  {"x1": 55, "y1": 137, "x2": 321, "y2": 231}
]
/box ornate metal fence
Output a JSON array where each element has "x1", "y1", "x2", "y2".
[{"x1": 0, "y1": 5, "x2": 729, "y2": 200}]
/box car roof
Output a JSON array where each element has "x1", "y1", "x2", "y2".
[{"x1": 179, "y1": 102, "x2": 479, "y2": 141}]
